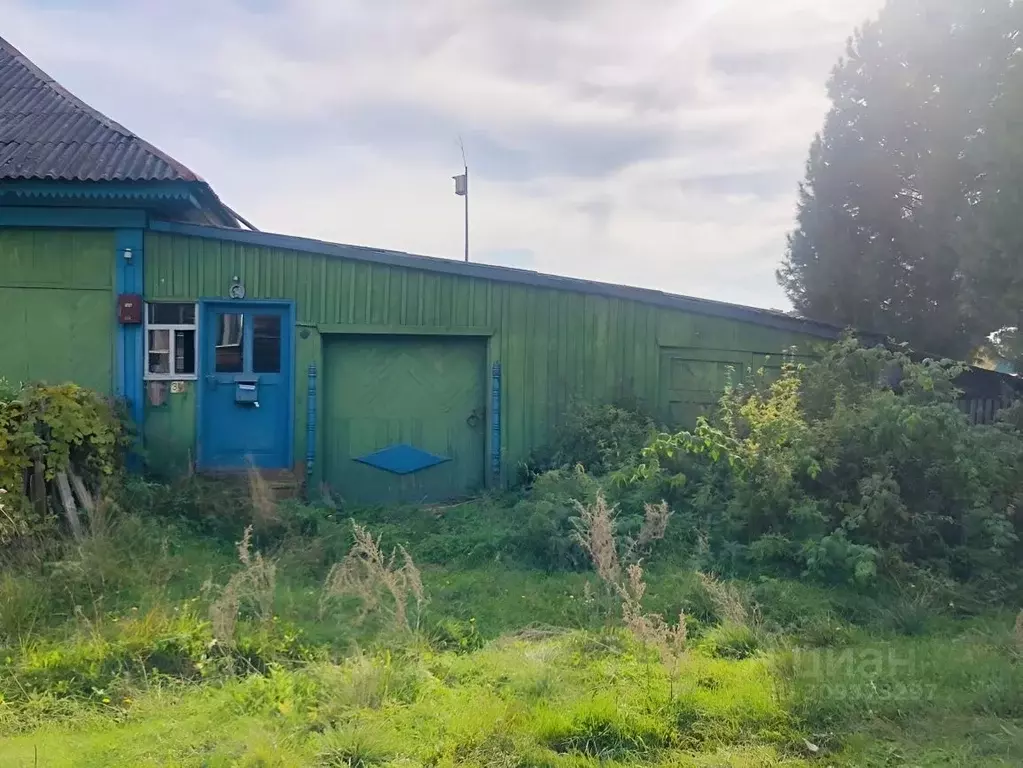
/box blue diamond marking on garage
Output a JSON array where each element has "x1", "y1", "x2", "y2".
[{"x1": 354, "y1": 444, "x2": 451, "y2": 475}]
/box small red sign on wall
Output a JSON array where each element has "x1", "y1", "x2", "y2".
[{"x1": 117, "y1": 293, "x2": 142, "y2": 324}]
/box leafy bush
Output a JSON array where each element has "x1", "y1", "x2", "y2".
[
  {"x1": 508, "y1": 467, "x2": 601, "y2": 571},
  {"x1": 503, "y1": 468, "x2": 679, "y2": 573},
  {"x1": 0, "y1": 382, "x2": 128, "y2": 543},
  {"x1": 521, "y1": 402, "x2": 655, "y2": 481},
  {"x1": 633, "y1": 337, "x2": 1023, "y2": 591},
  {"x1": 0, "y1": 378, "x2": 20, "y2": 404}
]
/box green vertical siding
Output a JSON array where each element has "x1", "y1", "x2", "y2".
[
  {"x1": 144, "y1": 232, "x2": 821, "y2": 483},
  {"x1": 143, "y1": 383, "x2": 196, "y2": 476},
  {"x1": 0, "y1": 229, "x2": 115, "y2": 393}
]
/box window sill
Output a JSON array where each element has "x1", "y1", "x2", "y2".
[{"x1": 144, "y1": 376, "x2": 198, "y2": 382}]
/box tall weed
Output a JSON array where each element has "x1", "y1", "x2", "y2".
[
  {"x1": 320, "y1": 521, "x2": 426, "y2": 635},
  {"x1": 207, "y1": 525, "x2": 277, "y2": 644},
  {"x1": 572, "y1": 494, "x2": 686, "y2": 671}
]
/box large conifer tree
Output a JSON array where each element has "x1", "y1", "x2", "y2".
[{"x1": 780, "y1": 0, "x2": 1022, "y2": 358}]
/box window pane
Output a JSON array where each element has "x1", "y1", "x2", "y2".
[
  {"x1": 215, "y1": 314, "x2": 244, "y2": 373},
  {"x1": 148, "y1": 351, "x2": 170, "y2": 375},
  {"x1": 148, "y1": 303, "x2": 195, "y2": 325},
  {"x1": 148, "y1": 329, "x2": 170, "y2": 353},
  {"x1": 174, "y1": 330, "x2": 196, "y2": 375},
  {"x1": 253, "y1": 315, "x2": 282, "y2": 373}
]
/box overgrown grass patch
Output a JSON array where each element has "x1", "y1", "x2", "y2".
[
  {"x1": 784, "y1": 624, "x2": 1023, "y2": 730},
  {"x1": 1, "y1": 627, "x2": 810, "y2": 766},
  {"x1": 2, "y1": 477, "x2": 1022, "y2": 766}
]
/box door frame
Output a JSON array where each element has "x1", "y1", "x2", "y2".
[{"x1": 196, "y1": 298, "x2": 296, "y2": 471}]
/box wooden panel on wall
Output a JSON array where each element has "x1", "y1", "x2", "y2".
[{"x1": 0, "y1": 229, "x2": 115, "y2": 392}]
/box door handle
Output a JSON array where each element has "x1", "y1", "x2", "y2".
[{"x1": 466, "y1": 408, "x2": 483, "y2": 428}]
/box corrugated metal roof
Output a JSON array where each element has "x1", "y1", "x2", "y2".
[{"x1": 0, "y1": 35, "x2": 202, "y2": 182}]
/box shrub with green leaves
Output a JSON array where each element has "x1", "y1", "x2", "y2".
[
  {"x1": 508, "y1": 467, "x2": 601, "y2": 571},
  {"x1": 0, "y1": 383, "x2": 128, "y2": 543},
  {"x1": 634, "y1": 336, "x2": 1023, "y2": 590},
  {"x1": 521, "y1": 401, "x2": 656, "y2": 481}
]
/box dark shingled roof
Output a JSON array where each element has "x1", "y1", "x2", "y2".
[{"x1": 0, "y1": 34, "x2": 202, "y2": 183}]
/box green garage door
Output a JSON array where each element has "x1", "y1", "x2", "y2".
[
  {"x1": 323, "y1": 335, "x2": 487, "y2": 505},
  {"x1": 0, "y1": 230, "x2": 114, "y2": 393}
]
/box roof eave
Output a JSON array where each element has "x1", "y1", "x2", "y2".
[{"x1": 0, "y1": 179, "x2": 246, "y2": 228}]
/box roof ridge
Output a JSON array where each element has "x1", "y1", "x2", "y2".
[{"x1": 0, "y1": 33, "x2": 203, "y2": 183}]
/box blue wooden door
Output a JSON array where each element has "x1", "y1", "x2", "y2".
[{"x1": 198, "y1": 302, "x2": 293, "y2": 470}]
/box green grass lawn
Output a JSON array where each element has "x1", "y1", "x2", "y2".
[{"x1": 1, "y1": 503, "x2": 1021, "y2": 767}]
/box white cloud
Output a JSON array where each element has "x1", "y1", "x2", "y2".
[{"x1": 0, "y1": 0, "x2": 883, "y2": 308}]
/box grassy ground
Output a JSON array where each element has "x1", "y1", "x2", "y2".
[{"x1": 1, "y1": 491, "x2": 1022, "y2": 767}]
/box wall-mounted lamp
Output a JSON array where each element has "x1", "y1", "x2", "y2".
[{"x1": 121, "y1": 247, "x2": 133, "y2": 262}]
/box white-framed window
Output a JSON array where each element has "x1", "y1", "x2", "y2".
[{"x1": 145, "y1": 303, "x2": 198, "y2": 380}]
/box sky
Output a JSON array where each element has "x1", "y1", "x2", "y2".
[{"x1": 2, "y1": 0, "x2": 884, "y2": 309}]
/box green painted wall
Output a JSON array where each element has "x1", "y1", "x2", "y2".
[
  {"x1": 143, "y1": 383, "x2": 196, "y2": 477},
  {"x1": 144, "y1": 232, "x2": 823, "y2": 486},
  {"x1": 0, "y1": 229, "x2": 115, "y2": 393}
]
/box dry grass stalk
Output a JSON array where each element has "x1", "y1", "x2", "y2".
[
  {"x1": 209, "y1": 525, "x2": 277, "y2": 644},
  {"x1": 573, "y1": 496, "x2": 686, "y2": 664},
  {"x1": 572, "y1": 493, "x2": 622, "y2": 586},
  {"x1": 236, "y1": 524, "x2": 253, "y2": 565},
  {"x1": 0, "y1": 486, "x2": 32, "y2": 547},
  {"x1": 85, "y1": 496, "x2": 114, "y2": 540},
  {"x1": 247, "y1": 468, "x2": 280, "y2": 530},
  {"x1": 619, "y1": 563, "x2": 687, "y2": 668},
  {"x1": 320, "y1": 521, "x2": 427, "y2": 634},
  {"x1": 697, "y1": 572, "x2": 760, "y2": 629},
  {"x1": 623, "y1": 501, "x2": 673, "y2": 562}
]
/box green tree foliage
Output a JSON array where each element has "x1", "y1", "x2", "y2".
[
  {"x1": 961, "y1": 50, "x2": 1023, "y2": 366},
  {"x1": 636, "y1": 337, "x2": 1023, "y2": 590},
  {"x1": 780, "y1": 0, "x2": 1023, "y2": 358}
]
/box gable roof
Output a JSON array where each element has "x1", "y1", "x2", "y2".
[{"x1": 0, "y1": 35, "x2": 204, "y2": 183}]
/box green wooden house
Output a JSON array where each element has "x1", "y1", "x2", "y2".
[{"x1": 0, "y1": 35, "x2": 843, "y2": 503}]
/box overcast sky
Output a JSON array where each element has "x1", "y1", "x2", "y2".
[{"x1": 3, "y1": 0, "x2": 883, "y2": 308}]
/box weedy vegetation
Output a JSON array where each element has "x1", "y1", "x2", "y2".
[{"x1": 2, "y1": 338, "x2": 1023, "y2": 766}]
